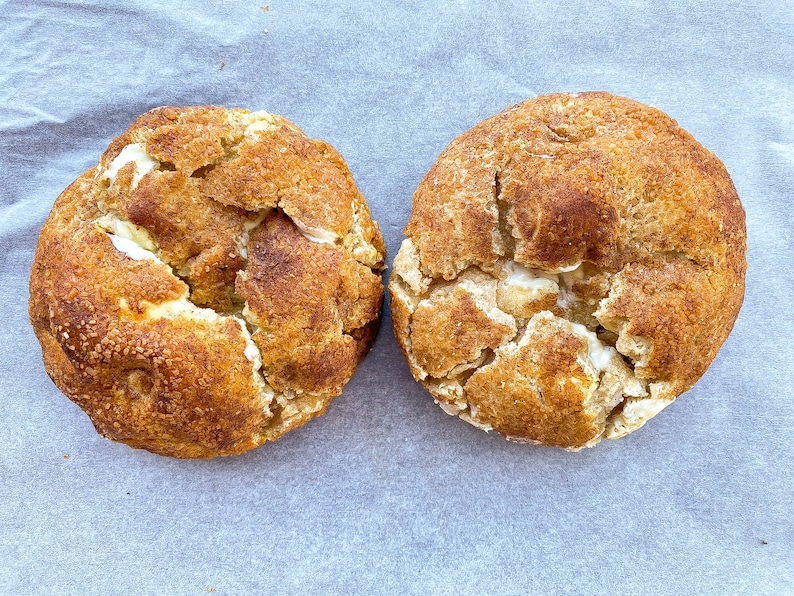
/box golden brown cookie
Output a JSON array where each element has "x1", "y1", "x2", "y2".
[
  {"x1": 390, "y1": 92, "x2": 746, "y2": 450},
  {"x1": 29, "y1": 106, "x2": 385, "y2": 458}
]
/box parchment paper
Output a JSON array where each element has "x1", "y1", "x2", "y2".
[{"x1": 1, "y1": 1, "x2": 792, "y2": 593}]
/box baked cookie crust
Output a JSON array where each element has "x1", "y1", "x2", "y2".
[
  {"x1": 29, "y1": 106, "x2": 385, "y2": 458},
  {"x1": 390, "y1": 92, "x2": 746, "y2": 450}
]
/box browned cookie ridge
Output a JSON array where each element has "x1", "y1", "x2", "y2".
[
  {"x1": 390, "y1": 92, "x2": 746, "y2": 450},
  {"x1": 29, "y1": 106, "x2": 385, "y2": 458}
]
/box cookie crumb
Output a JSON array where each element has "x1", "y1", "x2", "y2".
[{"x1": 218, "y1": 61, "x2": 225, "y2": 71}]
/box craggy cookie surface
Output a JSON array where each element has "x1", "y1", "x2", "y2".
[
  {"x1": 390, "y1": 92, "x2": 746, "y2": 450},
  {"x1": 29, "y1": 106, "x2": 385, "y2": 458}
]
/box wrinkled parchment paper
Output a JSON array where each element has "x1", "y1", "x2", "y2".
[{"x1": 1, "y1": 1, "x2": 792, "y2": 593}]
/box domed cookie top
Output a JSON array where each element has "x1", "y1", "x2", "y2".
[
  {"x1": 29, "y1": 106, "x2": 385, "y2": 458},
  {"x1": 390, "y1": 92, "x2": 746, "y2": 450}
]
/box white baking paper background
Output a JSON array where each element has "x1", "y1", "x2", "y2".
[{"x1": 1, "y1": 1, "x2": 792, "y2": 594}]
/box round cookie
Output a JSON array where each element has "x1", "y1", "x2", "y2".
[
  {"x1": 390, "y1": 92, "x2": 746, "y2": 450},
  {"x1": 30, "y1": 106, "x2": 385, "y2": 458}
]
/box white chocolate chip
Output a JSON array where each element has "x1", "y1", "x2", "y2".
[{"x1": 102, "y1": 143, "x2": 158, "y2": 190}]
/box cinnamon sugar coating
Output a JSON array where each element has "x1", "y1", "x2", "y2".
[
  {"x1": 30, "y1": 106, "x2": 385, "y2": 458},
  {"x1": 390, "y1": 92, "x2": 746, "y2": 449}
]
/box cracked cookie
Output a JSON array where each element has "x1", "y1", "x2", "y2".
[
  {"x1": 390, "y1": 92, "x2": 746, "y2": 450},
  {"x1": 29, "y1": 106, "x2": 385, "y2": 458}
]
